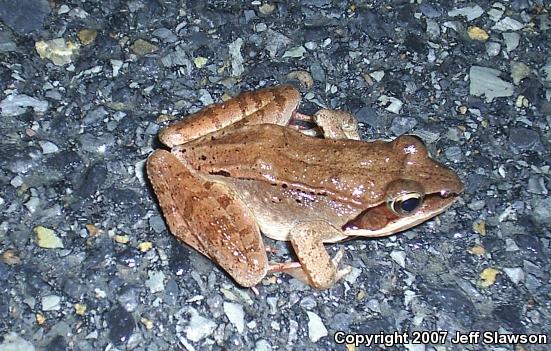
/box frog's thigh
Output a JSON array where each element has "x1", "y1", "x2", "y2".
[
  {"x1": 288, "y1": 220, "x2": 351, "y2": 289},
  {"x1": 314, "y1": 109, "x2": 360, "y2": 140},
  {"x1": 147, "y1": 150, "x2": 268, "y2": 287}
]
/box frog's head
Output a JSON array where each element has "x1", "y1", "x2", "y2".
[{"x1": 346, "y1": 135, "x2": 463, "y2": 237}]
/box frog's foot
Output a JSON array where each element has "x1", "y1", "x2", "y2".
[
  {"x1": 270, "y1": 248, "x2": 351, "y2": 289},
  {"x1": 330, "y1": 247, "x2": 353, "y2": 282},
  {"x1": 267, "y1": 261, "x2": 302, "y2": 274},
  {"x1": 289, "y1": 112, "x2": 319, "y2": 137},
  {"x1": 287, "y1": 220, "x2": 351, "y2": 290},
  {"x1": 313, "y1": 109, "x2": 360, "y2": 140}
]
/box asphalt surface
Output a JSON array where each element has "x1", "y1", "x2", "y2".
[{"x1": 0, "y1": 1, "x2": 550, "y2": 350}]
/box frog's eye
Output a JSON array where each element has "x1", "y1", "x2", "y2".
[{"x1": 388, "y1": 193, "x2": 423, "y2": 215}]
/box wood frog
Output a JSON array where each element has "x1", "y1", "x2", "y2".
[{"x1": 147, "y1": 85, "x2": 463, "y2": 289}]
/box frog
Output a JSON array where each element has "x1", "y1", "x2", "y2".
[{"x1": 146, "y1": 84, "x2": 463, "y2": 289}]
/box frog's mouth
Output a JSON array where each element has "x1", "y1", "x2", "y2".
[{"x1": 343, "y1": 191, "x2": 461, "y2": 238}]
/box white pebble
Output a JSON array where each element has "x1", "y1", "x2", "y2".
[
  {"x1": 307, "y1": 311, "x2": 328, "y2": 342},
  {"x1": 42, "y1": 295, "x2": 61, "y2": 311},
  {"x1": 223, "y1": 302, "x2": 245, "y2": 333},
  {"x1": 39, "y1": 141, "x2": 59, "y2": 154}
]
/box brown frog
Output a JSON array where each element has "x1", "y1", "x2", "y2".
[{"x1": 147, "y1": 85, "x2": 463, "y2": 289}]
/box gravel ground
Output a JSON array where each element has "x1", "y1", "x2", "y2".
[{"x1": 1, "y1": 1, "x2": 550, "y2": 350}]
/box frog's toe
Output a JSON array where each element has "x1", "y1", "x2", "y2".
[
  {"x1": 331, "y1": 247, "x2": 346, "y2": 266},
  {"x1": 335, "y1": 265, "x2": 353, "y2": 281}
]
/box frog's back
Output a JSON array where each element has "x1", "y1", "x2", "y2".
[{"x1": 173, "y1": 124, "x2": 398, "y2": 206}]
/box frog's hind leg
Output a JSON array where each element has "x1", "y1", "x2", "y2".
[
  {"x1": 290, "y1": 109, "x2": 360, "y2": 140},
  {"x1": 147, "y1": 150, "x2": 268, "y2": 287},
  {"x1": 313, "y1": 109, "x2": 361, "y2": 140},
  {"x1": 159, "y1": 85, "x2": 301, "y2": 147}
]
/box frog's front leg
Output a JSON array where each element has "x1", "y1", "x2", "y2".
[
  {"x1": 147, "y1": 150, "x2": 268, "y2": 287},
  {"x1": 280, "y1": 221, "x2": 353, "y2": 290}
]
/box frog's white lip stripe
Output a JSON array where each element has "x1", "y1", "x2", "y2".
[{"x1": 342, "y1": 197, "x2": 458, "y2": 240}]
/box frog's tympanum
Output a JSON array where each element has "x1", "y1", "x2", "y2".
[{"x1": 147, "y1": 85, "x2": 463, "y2": 289}]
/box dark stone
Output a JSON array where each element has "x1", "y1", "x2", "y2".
[
  {"x1": 62, "y1": 277, "x2": 87, "y2": 300},
  {"x1": 508, "y1": 127, "x2": 543, "y2": 151},
  {"x1": 511, "y1": 0, "x2": 530, "y2": 10},
  {"x1": 465, "y1": 173, "x2": 491, "y2": 193},
  {"x1": 330, "y1": 312, "x2": 351, "y2": 331},
  {"x1": 45, "y1": 335, "x2": 68, "y2": 351},
  {"x1": 514, "y1": 234, "x2": 543, "y2": 256},
  {"x1": 351, "y1": 317, "x2": 393, "y2": 333},
  {"x1": 0, "y1": 0, "x2": 50, "y2": 34},
  {"x1": 46, "y1": 151, "x2": 83, "y2": 172},
  {"x1": 309, "y1": 61, "x2": 326, "y2": 82},
  {"x1": 404, "y1": 33, "x2": 427, "y2": 55},
  {"x1": 302, "y1": 0, "x2": 331, "y2": 7},
  {"x1": 0, "y1": 293, "x2": 8, "y2": 326},
  {"x1": 94, "y1": 34, "x2": 123, "y2": 60},
  {"x1": 354, "y1": 106, "x2": 382, "y2": 127},
  {"x1": 117, "y1": 285, "x2": 139, "y2": 312},
  {"x1": 24, "y1": 268, "x2": 50, "y2": 295},
  {"x1": 106, "y1": 304, "x2": 135, "y2": 345},
  {"x1": 197, "y1": 9, "x2": 230, "y2": 29},
  {"x1": 77, "y1": 162, "x2": 108, "y2": 198},
  {"x1": 518, "y1": 78, "x2": 544, "y2": 104},
  {"x1": 0, "y1": 260, "x2": 8, "y2": 278},
  {"x1": 164, "y1": 279, "x2": 180, "y2": 305},
  {"x1": 105, "y1": 188, "x2": 140, "y2": 205},
  {"x1": 419, "y1": 3, "x2": 442, "y2": 18},
  {"x1": 493, "y1": 305, "x2": 525, "y2": 333},
  {"x1": 350, "y1": 9, "x2": 391, "y2": 40},
  {"x1": 169, "y1": 240, "x2": 191, "y2": 275},
  {"x1": 83, "y1": 107, "x2": 109, "y2": 125},
  {"x1": 420, "y1": 285, "x2": 475, "y2": 326}
]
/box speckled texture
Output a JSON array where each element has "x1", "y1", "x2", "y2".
[{"x1": 0, "y1": 1, "x2": 550, "y2": 350}]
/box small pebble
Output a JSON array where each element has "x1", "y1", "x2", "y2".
[
  {"x1": 492, "y1": 17, "x2": 524, "y2": 31},
  {"x1": 477, "y1": 267, "x2": 501, "y2": 288},
  {"x1": 185, "y1": 308, "x2": 216, "y2": 342},
  {"x1": 468, "y1": 26, "x2": 489, "y2": 41},
  {"x1": 390, "y1": 250, "x2": 406, "y2": 268},
  {"x1": 35, "y1": 38, "x2": 79, "y2": 65},
  {"x1": 130, "y1": 39, "x2": 158, "y2": 56},
  {"x1": 255, "y1": 339, "x2": 272, "y2": 351},
  {"x1": 503, "y1": 32, "x2": 520, "y2": 52},
  {"x1": 34, "y1": 226, "x2": 64, "y2": 249},
  {"x1": 42, "y1": 295, "x2": 61, "y2": 311},
  {"x1": 307, "y1": 311, "x2": 328, "y2": 342},
  {"x1": 229, "y1": 38, "x2": 244, "y2": 77},
  {"x1": 39, "y1": 141, "x2": 59, "y2": 154},
  {"x1": 485, "y1": 42, "x2": 501, "y2": 56},
  {"x1": 511, "y1": 61, "x2": 531, "y2": 85},
  {"x1": 282, "y1": 46, "x2": 306, "y2": 58},
  {"x1": 469, "y1": 66, "x2": 514, "y2": 102},
  {"x1": 145, "y1": 271, "x2": 166, "y2": 293},
  {"x1": 503, "y1": 267, "x2": 524, "y2": 284},
  {"x1": 223, "y1": 302, "x2": 245, "y2": 333},
  {"x1": 448, "y1": 5, "x2": 484, "y2": 21}
]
